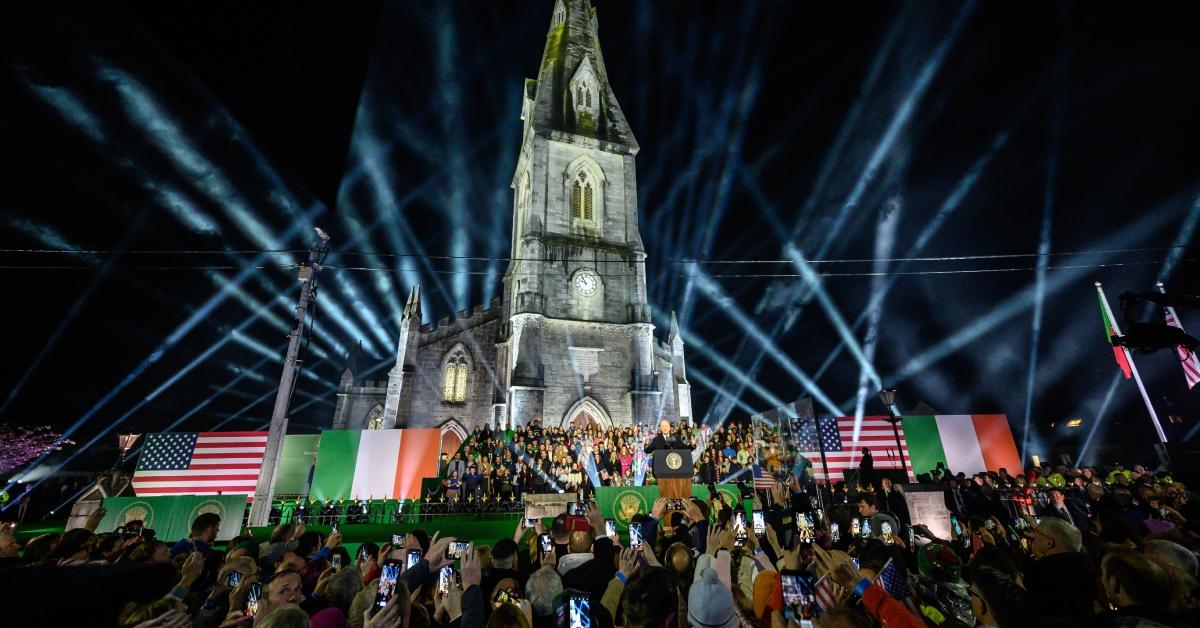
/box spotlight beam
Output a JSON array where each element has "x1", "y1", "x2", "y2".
[
  {"x1": 8, "y1": 306, "x2": 278, "y2": 492},
  {"x1": 1077, "y1": 373, "x2": 1124, "y2": 462},
  {"x1": 2, "y1": 202, "x2": 324, "y2": 491},
  {"x1": 813, "y1": 96, "x2": 1036, "y2": 381},
  {"x1": 806, "y1": 0, "x2": 977, "y2": 261},
  {"x1": 852, "y1": 202, "x2": 902, "y2": 428},
  {"x1": 674, "y1": 271, "x2": 839, "y2": 414},
  {"x1": 1020, "y1": 87, "x2": 1061, "y2": 464},
  {"x1": 0, "y1": 210, "x2": 147, "y2": 416},
  {"x1": 871, "y1": 199, "x2": 1186, "y2": 394}
]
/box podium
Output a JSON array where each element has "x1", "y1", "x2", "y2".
[{"x1": 652, "y1": 449, "x2": 693, "y2": 499}]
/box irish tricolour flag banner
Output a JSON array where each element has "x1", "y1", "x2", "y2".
[
  {"x1": 901, "y1": 415, "x2": 1022, "y2": 476},
  {"x1": 309, "y1": 429, "x2": 441, "y2": 501}
]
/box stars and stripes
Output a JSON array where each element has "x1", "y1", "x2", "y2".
[
  {"x1": 1164, "y1": 307, "x2": 1200, "y2": 389},
  {"x1": 814, "y1": 575, "x2": 837, "y2": 613},
  {"x1": 877, "y1": 558, "x2": 920, "y2": 615},
  {"x1": 133, "y1": 431, "x2": 268, "y2": 497},
  {"x1": 753, "y1": 465, "x2": 775, "y2": 489},
  {"x1": 793, "y1": 416, "x2": 912, "y2": 483}
]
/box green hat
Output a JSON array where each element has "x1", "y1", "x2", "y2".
[{"x1": 917, "y1": 543, "x2": 962, "y2": 583}]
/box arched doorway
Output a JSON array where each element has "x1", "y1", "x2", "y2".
[
  {"x1": 561, "y1": 396, "x2": 613, "y2": 431},
  {"x1": 439, "y1": 420, "x2": 468, "y2": 459}
]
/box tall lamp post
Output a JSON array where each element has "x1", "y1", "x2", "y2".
[
  {"x1": 248, "y1": 228, "x2": 330, "y2": 527},
  {"x1": 115, "y1": 433, "x2": 141, "y2": 470},
  {"x1": 877, "y1": 389, "x2": 907, "y2": 480}
]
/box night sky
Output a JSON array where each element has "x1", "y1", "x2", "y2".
[{"x1": 2, "y1": 0, "x2": 1198, "y2": 480}]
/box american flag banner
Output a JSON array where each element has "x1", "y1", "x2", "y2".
[
  {"x1": 876, "y1": 558, "x2": 920, "y2": 615},
  {"x1": 753, "y1": 465, "x2": 776, "y2": 489},
  {"x1": 133, "y1": 432, "x2": 268, "y2": 497},
  {"x1": 1164, "y1": 307, "x2": 1200, "y2": 389},
  {"x1": 795, "y1": 416, "x2": 912, "y2": 483},
  {"x1": 814, "y1": 575, "x2": 837, "y2": 613}
]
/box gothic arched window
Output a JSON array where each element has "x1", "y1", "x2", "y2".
[
  {"x1": 571, "y1": 171, "x2": 593, "y2": 221},
  {"x1": 366, "y1": 405, "x2": 385, "y2": 430},
  {"x1": 442, "y1": 353, "x2": 469, "y2": 403}
]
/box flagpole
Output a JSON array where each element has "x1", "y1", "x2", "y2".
[{"x1": 1096, "y1": 282, "x2": 1169, "y2": 446}]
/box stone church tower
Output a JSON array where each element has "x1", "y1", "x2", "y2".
[{"x1": 333, "y1": 0, "x2": 691, "y2": 437}]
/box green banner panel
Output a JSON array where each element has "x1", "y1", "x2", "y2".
[
  {"x1": 310, "y1": 430, "x2": 361, "y2": 501},
  {"x1": 275, "y1": 434, "x2": 320, "y2": 496},
  {"x1": 899, "y1": 415, "x2": 947, "y2": 477},
  {"x1": 98, "y1": 495, "x2": 247, "y2": 542},
  {"x1": 595, "y1": 484, "x2": 740, "y2": 529}
]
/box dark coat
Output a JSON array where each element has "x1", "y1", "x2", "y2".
[
  {"x1": 1024, "y1": 552, "x2": 1100, "y2": 625},
  {"x1": 643, "y1": 434, "x2": 685, "y2": 454},
  {"x1": 877, "y1": 488, "x2": 911, "y2": 526}
]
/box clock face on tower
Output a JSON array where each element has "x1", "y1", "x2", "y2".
[{"x1": 574, "y1": 269, "x2": 599, "y2": 296}]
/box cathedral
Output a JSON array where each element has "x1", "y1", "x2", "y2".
[{"x1": 331, "y1": 0, "x2": 691, "y2": 448}]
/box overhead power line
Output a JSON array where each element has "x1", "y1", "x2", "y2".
[
  {"x1": 6, "y1": 258, "x2": 1194, "y2": 278},
  {"x1": 0, "y1": 243, "x2": 1196, "y2": 265}
]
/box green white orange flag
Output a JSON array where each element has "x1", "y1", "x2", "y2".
[{"x1": 1096, "y1": 284, "x2": 1132, "y2": 379}]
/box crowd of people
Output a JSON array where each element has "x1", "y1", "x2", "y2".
[
  {"x1": 2, "y1": 411, "x2": 1198, "y2": 627},
  {"x1": 1, "y1": 453, "x2": 1196, "y2": 627},
  {"x1": 431, "y1": 419, "x2": 760, "y2": 505}
]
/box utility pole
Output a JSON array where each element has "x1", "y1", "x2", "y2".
[{"x1": 248, "y1": 228, "x2": 330, "y2": 527}]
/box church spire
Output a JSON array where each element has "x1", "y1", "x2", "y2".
[
  {"x1": 525, "y1": 0, "x2": 638, "y2": 152},
  {"x1": 340, "y1": 340, "x2": 362, "y2": 385},
  {"x1": 402, "y1": 285, "x2": 421, "y2": 321}
]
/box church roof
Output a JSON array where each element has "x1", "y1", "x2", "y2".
[{"x1": 526, "y1": 0, "x2": 638, "y2": 153}]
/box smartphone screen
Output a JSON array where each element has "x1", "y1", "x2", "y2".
[
  {"x1": 539, "y1": 533, "x2": 554, "y2": 555},
  {"x1": 951, "y1": 516, "x2": 963, "y2": 537},
  {"x1": 752, "y1": 510, "x2": 766, "y2": 535},
  {"x1": 850, "y1": 519, "x2": 860, "y2": 537},
  {"x1": 881, "y1": 522, "x2": 893, "y2": 543},
  {"x1": 493, "y1": 587, "x2": 521, "y2": 607},
  {"x1": 861, "y1": 519, "x2": 872, "y2": 538},
  {"x1": 526, "y1": 518, "x2": 539, "y2": 528},
  {"x1": 246, "y1": 582, "x2": 263, "y2": 617},
  {"x1": 800, "y1": 513, "x2": 814, "y2": 543},
  {"x1": 780, "y1": 573, "x2": 818, "y2": 620},
  {"x1": 907, "y1": 525, "x2": 916, "y2": 547},
  {"x1": 605, "y1": 519, "x2": 617, "y2": 538},
  {"x1": 438, "y1": 565, "x2": 453, "y2": 594},
  {"x1": 569, "y1": 593, "x2": 591, "y2": 628},
  {"x1": 226, "y1": 571, "x2": 242, "y2": 588},
  {"x1": 629, "y1": 523, "x2": 642, "y2": 549},
  {"x1": 376, "y1": 562, "x2": 400, "y2": 608},
  {"x1": 733, "y1": 512, "x2": 747, "y2": 531},
  {"x1": 406, "y1": 549, "x2": 422, "y2": 569},
  {"x1": 332, "y1": 554, "x2": 342, "y2": 569},
  {"x1": 447, "y1": 541, "x2": 470, "y2": 560},
  {"x1": 985, "y1": 518, "x2": 995, "y2": 531},
  {"x1": 830, "y1": 522, "x2": 840, "y2": 543},
  {"x1": 392, "y1": 534, "x2": 406, "y2": 547},
  {"x1": 331, "y1": 521, "x2": 339, "y2": 534}
]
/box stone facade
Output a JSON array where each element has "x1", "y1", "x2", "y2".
[{"x1": 332, "y1": 0, "x2": 690, "y2": 434}]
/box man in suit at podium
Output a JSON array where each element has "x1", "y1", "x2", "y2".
[{"x1": 644, "y1": 419, "x2": 685, "y2": 453}]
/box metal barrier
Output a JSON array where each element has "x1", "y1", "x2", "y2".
[{"x1": 264, "y1": 496, "x2": 527, "y2": 527}]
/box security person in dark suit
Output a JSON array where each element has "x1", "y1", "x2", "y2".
[{"x1": 644, "y1": 419, "x2": 685, "y2": 453}]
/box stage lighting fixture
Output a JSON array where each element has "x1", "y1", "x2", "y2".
[
  {"x1": 1066, "y1": 419, "x2": 1082, "y2": 428},
  {"x1": 314, "y1": 226, "x2": 331, "y2": 241},
  {"x1": 1110, "y1": 323, "x2": 1199, "y2": 355},
  {"x1": 877, "y1": 389, "x2": 896, "y2": 408}
]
